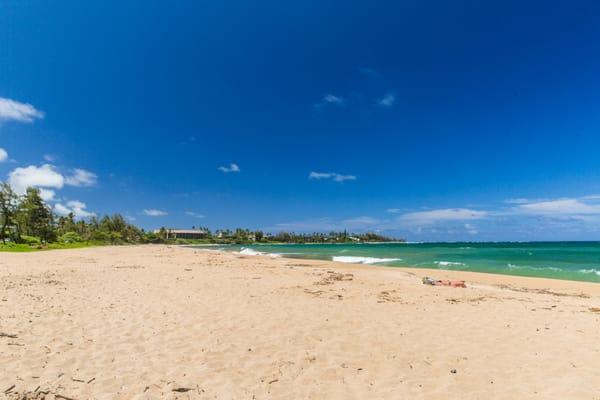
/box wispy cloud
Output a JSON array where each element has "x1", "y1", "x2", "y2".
[
  {"x1": 358, "y1": 67, "x2": 381, "y2": 78},
  {"x1": 309, "y1": 171, "x2": 356, "y2": 182},
  {"x1": 377, "y1": 93, "x2": 395, "y2": 108},
  {"x1": 513, "y1": 198, "x2": 600, "y2": 216},
  {"x1": 399, "y1": 208, "x2": 488, "y2": 225},
  {"x1": 218, "y1": 163, "x2": 240, "y2": 173},
  {"x1": 341, "y1": 216, "x2": 380, "y2": 229},
  {"x1": 272, "y1": 195, "x2": 600, "y2": 240},
  {"x1": 143, "y1": 209, "x2": 168, "y2": 217},
  {"x1": 273, "y1": 217, "x2": 338, "y2": 232},
  {"x1": 65, "y1": 169, "x2": 98, "y2": 187},
  {"x1": 186, "y1": 211, "x2": 205, "y2": 219},
  {"x1": 314, "y1": 94, "x2": 345, "y2": 110},
  {"x1": 323, "y1": 94, "x2": 344, "y2": 104},
  {"x1": 272, "y1": 216, "x2": 378, "y2": 232},
  {"x1": 0, "y1": 148, "x2": 7, "y2": 163},
  {"x1": 0, "y1": 97, "x2": 44, "y2": 123},
  {"x1": 582, "y1": 194, "x2": 600, "y2": 200},
  {"x1": 504, "y1": 198, "x2": 531, "y2": 204},
  {"x1": 464, "y1": 223, "x2": 478, "y2": 235}
]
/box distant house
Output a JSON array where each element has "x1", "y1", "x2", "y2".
[{"x1": 154, "y1": 229, "x2": 208, "y2": 240}]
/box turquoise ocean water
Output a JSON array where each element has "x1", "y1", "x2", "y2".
[{"x1": 193, "y1": 242, "x2": 600, "y2": 283}]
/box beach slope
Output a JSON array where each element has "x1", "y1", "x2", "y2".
[{"x1": 1, "y1": 245, "x2": 599, "y2": 399}]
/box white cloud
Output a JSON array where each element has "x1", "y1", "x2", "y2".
[
  {"x1": 515, "y1": 198, "x2": 600, "y2": 216},
  {"x1": 7, "y1": 164, "x2": 98, "y2": 205},
  {"x1": 54, "y1": 200, "x2": 95, "y2": 218},
  {"x1": 186, "y1": 211, "x2": 205, "y2": 219},
  {"x1": 386, "y1": 208, "x2": 402, "y2": 214},
  {"x1": 400, "y1": 208, "x2": 488, "y2": 225},
  {"x1": 218, "y1": 163, "x2": 240, "y2": 173},
  {"x1": 8, "y1": 164, "x2": 64, "y2": 194},
  {"x1": 0, "y1": 97, "x2": 44, "y2": 123},
  {"x1": 309, "y1": 171, "x2": 356, "y2": 182},
  {"x1": 65, "y1": 168, "x2": 98, "y2": 187},
  {"x1": 144, "y1": 209, "x2": 168, "y2": 217},
  {"x1": 0, "y1": 148, "x2": 7, "y2": 162},
  {"x1": 377, "y1": 93, "x2": 395, "y2": 108},
  {"x1": 67, "y1": 200, "x2": 85, "y2": 209},
  {"x1": 54, "y1": 203, "x2": 71, "y2": 216},
  {"x1": 39, "y1": 188, "x2": 56, "y2": 201},
  {"x1": 43, "y1": 154, "x2": 56, "y2": 162}
]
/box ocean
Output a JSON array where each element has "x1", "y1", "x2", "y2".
[{"x1": 193, "y1": 242, "x2": 600, "y2": 283}]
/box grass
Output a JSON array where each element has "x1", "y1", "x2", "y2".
[{"x1": 0, "y1": 241, "x2": 100, "y2": 252}]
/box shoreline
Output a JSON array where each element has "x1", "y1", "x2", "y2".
[{"x1": 191, "y1": 246, "x2": 600, "y2": 293}]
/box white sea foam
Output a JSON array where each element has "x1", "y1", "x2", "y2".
[
  {"x1": 578, "y1": 269, "x2": 600, "y2": 276},
  {"x1": 434, "y1": 261, "x2": 465, "y2": 267},
  {"x1": 238, "y1": 248, "x2": 281, "y2": 258},
  {"x1": 332, "y1": 256, "x2": 401, "y2": 264},
  {"x1": 507, "y1": 263, "x2": 562, "y2": 272}
]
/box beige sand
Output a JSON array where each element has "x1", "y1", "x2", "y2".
[{"x1": 1, "y1": 245, "x2": 599, "y2": 399}]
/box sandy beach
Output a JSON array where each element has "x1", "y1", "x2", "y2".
[{"x1": 1, "y1": 245, "x2": 600, "y2": 399}]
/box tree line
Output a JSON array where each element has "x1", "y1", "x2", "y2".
[
  {"x1": 154, "y1": 228, "x2": 397, "y2": 244},
  {"x1": 1, "y1": 182, "x2": 398, "y2": 247},
  {"x1": 0, "y1": 183, "x2": 144, "y2": 246}
]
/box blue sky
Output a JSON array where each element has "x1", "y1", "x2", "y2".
[{"x1": 2, "y1": 0, "x2": 600, "y2": 241}]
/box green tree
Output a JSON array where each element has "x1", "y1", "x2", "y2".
[
  {"x1": 0, "y1": 183, "x2": 19, "y2": 243},
  {"x1": 18, "y1": 187, "x2": 55, "y2": 242}
]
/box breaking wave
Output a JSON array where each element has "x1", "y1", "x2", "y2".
[
  {"x1": 332, "y1": 256, "x2": 401, "y2": 265},
  {"x1": 507, "y1": 263, "x2": 562, "y2": 272},
  {"x1": 238, "y1": 248, "x2": 281, "y2": 258},
  {"x1": 578, "y1": 269, "x2": 600, "y2": 276},
  {"x1": 434, "y1": 261, "x2": 465, "y2": 267}
]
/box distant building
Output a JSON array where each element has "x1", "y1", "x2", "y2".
[{"x1": 154, "y1": 229, "x2": 208, "y2": 240}]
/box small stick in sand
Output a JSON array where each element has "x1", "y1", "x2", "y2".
[
  {"x1": 172, "y1": 387, "x2": 193, "y2": 392},
  {"x1": 55, "y1": 394, "x2": 77, "y2": 400},
  {"x1": 0, "y1": 332, "x2": 18, "y2": 338}
]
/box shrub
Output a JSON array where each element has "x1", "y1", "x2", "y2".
[
  {"x1": 59, "y1": 231, "x2": 84, "y2": 243},
  {"x1": 20, "y1": 235, "x2": 41, "y2": 245},
  {"x1": 91, "y1": 231, "x2": 111, "y2": 243},
  {"x1": 109, "y1": 232, "x2": 123, "y2": 244}
]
